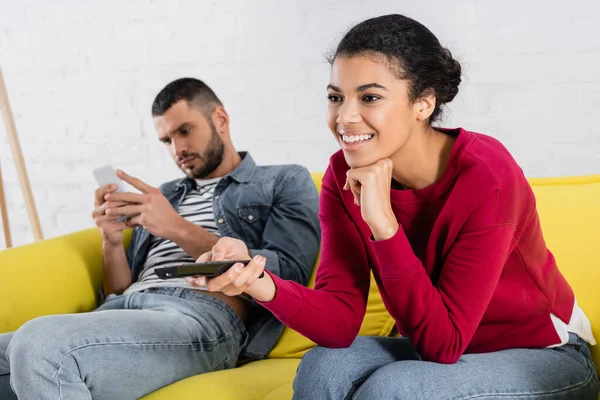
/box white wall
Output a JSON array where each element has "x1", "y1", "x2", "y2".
[{"x1": 0, "y1": 0, "x2": 599, "y2": 247}]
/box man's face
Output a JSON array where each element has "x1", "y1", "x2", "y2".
[{"x1": 154, "y1": 100, "x2": 225, "y2": 179}]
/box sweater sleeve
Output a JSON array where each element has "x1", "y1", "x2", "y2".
[
  {"x1": 258, "y1": 167, "x2": 371, "y2": 348},
  {"x1": 370, "y1": 189, "x2": 517, "y2": 364}
]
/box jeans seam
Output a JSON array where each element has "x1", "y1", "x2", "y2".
[
  {"x1": 456, "y1": 368, "x2": 598, "y2": 399},
  {"x1": 70, "y1": 334, "x2": 233, "y2": 354},
  {"x1": 54, "y1": 333, "x2": 235, "y2": 369},
  {"x1": 56, "y1": 357, "x2": 90, "y2": 400},
  {"x1": 214, "y1": 356, "x2": 231, "y2": 371},
  {"x1": 51, "y1": 336, "x2": 235, "y2": 398}
]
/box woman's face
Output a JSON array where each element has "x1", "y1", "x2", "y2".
[{"x1": 327, "y1": 55, "x2": 421, "y2": 168}]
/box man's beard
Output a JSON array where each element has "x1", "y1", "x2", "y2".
[{"x1": 179, "y1": 122, "x2": 225, "y2": 179}]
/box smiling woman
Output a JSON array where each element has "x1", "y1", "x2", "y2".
[
  {"x1": 195, "y1": 13, "x2": 599, "y2": 400},
  {"x1": 324, "y1": 32, "x2": 460, "y2": 173}
]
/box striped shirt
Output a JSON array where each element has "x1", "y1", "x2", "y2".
[{"x1": 123, "y1": 177, "x2": 221, "y2": 294}]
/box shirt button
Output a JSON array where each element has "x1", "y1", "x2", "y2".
[
  {"x1": 248, "y1": 215, "x2": 254, "y2": 221},
  {"x1": 218, "y1": 218, "x2": 224, "y2": 224}
]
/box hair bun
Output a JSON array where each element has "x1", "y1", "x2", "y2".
[{"x1": 437, "y1": 48, "x2": 462, "y2": 104}]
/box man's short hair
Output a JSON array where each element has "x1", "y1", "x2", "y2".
[{"x1": 151, "y1": 78, "x2": 223, "y2": 120}]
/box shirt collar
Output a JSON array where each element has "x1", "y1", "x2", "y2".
[{"x1": 175, "y1": 151, "x2": 256, "y2": 189}]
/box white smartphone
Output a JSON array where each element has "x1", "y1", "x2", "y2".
[{"x1": 93, "y1": 165, "x2": 130, "y2": 222}]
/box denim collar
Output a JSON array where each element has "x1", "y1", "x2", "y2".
[{"x1": 173, "y1": 151, "x2": 256, "y2": 190}]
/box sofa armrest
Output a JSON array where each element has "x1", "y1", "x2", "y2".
[{"x1": 0, "y1": 228, "x2": 131, "y2": 334}]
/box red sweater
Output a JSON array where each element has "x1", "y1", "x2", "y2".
[{"x1": 260, "y1": 128, "x2": 575, "y2": 364}]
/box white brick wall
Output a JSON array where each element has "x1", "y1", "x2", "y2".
[{"x1": 0, "y1": 0, "x2": 599, "y2": 247}]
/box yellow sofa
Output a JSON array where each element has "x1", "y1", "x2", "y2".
[{"x1": 1, "y1": 173, "x2": 598, "y2": 399}]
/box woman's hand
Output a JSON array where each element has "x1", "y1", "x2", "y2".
[
  {"x1": 345, "y1": 158, "x2": 399, "y2": 241},
  {"x1": 186, "y1": 237, "x2": 277, "y2": 302}
]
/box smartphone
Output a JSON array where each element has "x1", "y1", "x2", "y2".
[
  {"x1": 155, "y1": 260, "x2": 264, "y2": 279},
  {"x1": 93, "y1": 165, "x2": 130, "y2": 222}
]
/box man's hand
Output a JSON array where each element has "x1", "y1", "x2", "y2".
[
  {"x1": 92, "y1": 184, "x2": 129, "y2": 246},
  {"x1": 344, "y1": 159, "x2": 399, "y2": 241},
  {"x1": 186, "y1": 237, "x2": 277, "y2": 302},
  {"x1": 104, "y1": 170, "x2": 185, "y2": 239}
]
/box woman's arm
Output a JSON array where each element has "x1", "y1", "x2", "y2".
[
  {"x1": 192, "y1": 166, "x2": 372, "y2": 348},
  {"x1": 257, "y1": 169, "x2": 372, "y2": 347},
  {"x1": 372, "y1": 189, "x2": 517, "y2": 364}
]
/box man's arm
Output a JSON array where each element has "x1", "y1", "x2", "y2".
[
  {"x1": 92, "y1": 183, "x2": 134, "y2": 297},
  {"x1": 102, "y1": 242, "x2": 132, "y2": 296},
  {"x1": 106, "y1": 171, "x2": 219, "y2": 260},
  {"x1": 169, "y1": 219, "x2": 220, "y2": 259}
]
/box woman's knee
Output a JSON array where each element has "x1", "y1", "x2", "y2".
[
  {"x1": 294, "y1": 339, "x2": 394, "y2": 399},
  {"x1": 294, "y1": 345, "x2": 367, "y2": 398},
  {"x1": 353, "y1": 361, "x2": 417, "y2": 400},
  {"x1": 295, "y1": 346, "x2": 345, "y2": 384}
]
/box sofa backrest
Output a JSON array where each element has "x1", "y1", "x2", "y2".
[{"x1": 529, "y1": 174, "x2": 600, "y2": 367}]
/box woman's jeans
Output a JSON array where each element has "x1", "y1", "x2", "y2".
[{"x1": 293, "y1": 333, "x2": 599, "y2": 400}]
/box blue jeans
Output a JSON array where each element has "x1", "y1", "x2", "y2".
[
  {"x1": 0, "y1": 287, "x2": 247, "y2": 400},
  {"x1": 293, "y1": 334, "x2": 599, "y2": 400}
]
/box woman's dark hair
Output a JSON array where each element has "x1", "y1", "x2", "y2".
[{"x1": 329, "y1": 14, "x2": 462, "y2": 124}]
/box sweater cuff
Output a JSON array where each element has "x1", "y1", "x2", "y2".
[
  {"x1": 256, "y1": 270, "x2": 303, "y2": 321},
  {"x1": 369, "y1": 226, "x2": 419, "y2": 277}
]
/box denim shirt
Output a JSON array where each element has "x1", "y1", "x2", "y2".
[{"x1": 124, "y1": 152, "x2": 320, "y2": 359}]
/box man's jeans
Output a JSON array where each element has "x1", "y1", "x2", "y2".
[
  {"x1": 0, "y1": 287, "x2": 247, "y2": 400},
  {"x1": 293, "y1": 333, "x2": 599, "y2": 400}
]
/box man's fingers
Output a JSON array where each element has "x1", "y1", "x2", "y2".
[
  {"x1": 105, "y1": 192, "x2": 145, "y2": 203},
  {"x1": 106, "y1": 204, "x2": 144, "y2": 216},
  {"x1": 117, "y1": 170, "x2": 152, "y2": 193},
  {"x1": 92, "y1": 204, "x2": 106, "y2": 219},
  {"x1": 106, "y1": 200, "x2": 130, "y2": 208},
  {"x1": 112, "y1": 220, "x2": 130, "y2": 231},
  {"x1": 99, "y1": 200, "x2": 130, "y2": 213},
  {"x1": 92, "y1": 201, "x2": 131, "y2": 219},
  {"x1": 96, "y1": 215, "x2": 129, "y2": 231},
  {"x1": 98, "y1": 213, "x2": 128, "y2": 223},
  {"x1": 125, "y1": 215, "x2": 143, "y2": 228},
  {"x1": 95, "y1": 185, "x2": 116, "y2": 207}
]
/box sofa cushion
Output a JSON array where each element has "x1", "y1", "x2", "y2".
[
  {"x1": 0, "y1": 228, "x2": 107, "y2": 333},
  {"x1": 141, "y1": 359, "x2": 300, "y2": 400}
]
